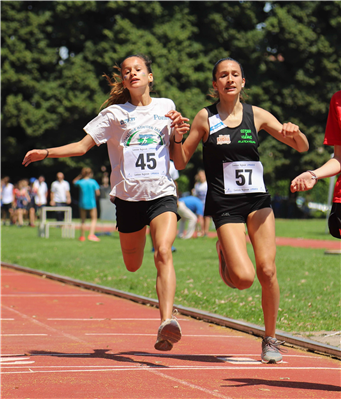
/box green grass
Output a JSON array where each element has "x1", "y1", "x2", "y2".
[
  {"x1": 274, "y1": 218, "x2": 339, "y2": 241},
  {"x1": 1, "y1": 219, "x2": 340, "y2": 334}
]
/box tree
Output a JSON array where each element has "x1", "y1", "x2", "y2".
[{"x1": 2, "y1": 1, "x2": 340, "y2": 205}]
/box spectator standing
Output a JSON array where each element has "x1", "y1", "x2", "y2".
[
  {"x1": 14, "y1": 179, "x2": 30, "y2": 227},
  {"x1": 27, "y1": 178, "x2": 37, "y2": 227},
  {"x1": 33, "y1": 175, "x2": 48, "y2": 217},
  {"x1": 73, "y1": 167, "x2": 100, "y2": 242},
  {"x1": 1, "y1": 176, "x2": 14, "y2": 225},
  {"x1": 50, "y1": 172, "x2": 71, "y2": 221},
  {"x1": 177, "y1": 195, "x2": 204, "y2": 239},
  {"x1": 193, "y1": 169, "x2": 211, "y2": 236}
]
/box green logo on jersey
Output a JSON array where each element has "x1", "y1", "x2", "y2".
[{"x1": 238, "y1": 129, "x2": 255, "y2": 144}]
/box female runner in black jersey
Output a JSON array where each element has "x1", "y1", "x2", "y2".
[{"x1": 171, "y1": 57, "x2": 309, "y2": 363}]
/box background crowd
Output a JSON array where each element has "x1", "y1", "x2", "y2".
[{"x1": 1, "y1": 167, "x2": 213, "y2": 240}]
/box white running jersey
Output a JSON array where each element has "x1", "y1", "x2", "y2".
[{"x1": 84, "y1": 98, "x2": 177, "y2": 201}]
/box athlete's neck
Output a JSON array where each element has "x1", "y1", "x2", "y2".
[
  {"x1": 217, "y1": 97, "x2": 242, "y2": 118},
  {"x1": 129, "y1": 92, "x2": 152, "y2": 107}
]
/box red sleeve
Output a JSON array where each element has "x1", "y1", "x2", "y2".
[{"x1": 323, "y1": 91, "x2": 341, "y2": 146}]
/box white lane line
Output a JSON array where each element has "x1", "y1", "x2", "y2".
[
  {"x1": 2, "y1": 366, "x2": 339, "y2": 375},
  {"x1": 132, "y1": 352, "x2": 320, "y2": 359},
  {"x1": 1, "y1": 361, "x2": 35, "y2": 365},
  {"x1": 1, "y1": 334, "x2": 48, "y2": 337},
  {"x1": 0, "y1": 318, "x2": 15, "y2": 321},
  {"x1": 148, "y1": 368, "x2": 233, "y2": 399},
  {"x1": 1, "y1": 305, "x2": 90, "y2": 346},
  {"x1": 218, "y1": 357, "x2": 263, "y2": 364},
  {"x1": 0, "y1": 357, "x2": 29, "y2": 362},
  {"x1": 48, "y1": 318, "x2": 189, "y2": 321}
]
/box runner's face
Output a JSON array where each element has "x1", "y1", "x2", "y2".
[
  {"x1": 121, "y1": 57, "x2": 153, "y2": 91},
  {"x1": 213, "y1": 60, "x2": 245, "y2": 97}
]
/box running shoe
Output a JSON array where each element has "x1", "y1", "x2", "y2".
[
  {"x1": 88, "y1": 234, "x2": 100, "y2": 242},
  {"x1": 216, "y1": 241, "x2": 236, "y2": 289},
  {"x1": 261, "y1": 336, "x2": 286, "y2": 364},
  {"x1": 154, "y1": 318, "x2": 182, "y2": 351},
  {"x1": 78, "y1": 236, "x2": 86, "y2": 242}
]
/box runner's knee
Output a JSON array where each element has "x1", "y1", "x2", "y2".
[
  {"x1": 256, "y1": 262, "x2": 277, "y2": 286},
  {"x1": 153, "y1": 244, "x2": 172, "y2": 268},
  {"x1": 234, "y1": 271, "x2": 255, "y2": 290},
  {"x1": 124, "y1": 259, "x2": 142, "y2": 273}
]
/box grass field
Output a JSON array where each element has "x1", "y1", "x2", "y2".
[{"x1": 1, "y1": 218, "x2": 340, "y2": 335}]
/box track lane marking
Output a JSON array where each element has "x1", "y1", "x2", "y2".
[
  {"x1": 147, "y1": 368, "x2": 233, "y2": 399},
  {"x1": 1, "y1": 305, "x2": 92, "y2": 346},
  {"x1": 1, "y1": 334, "x2": 48, "y2": 336},
  {"x1": 2, "y1": 366, "x2": 339, "y2": 375},
  {"x1": 48, "y1": 318, "x2": 189, "y2": 321}
]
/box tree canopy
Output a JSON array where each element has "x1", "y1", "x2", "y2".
[{"x1": 2, "y1": 1, "x2": 340, "y2": 199}]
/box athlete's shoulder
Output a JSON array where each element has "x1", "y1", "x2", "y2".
[
  {"x1": 152, "y1": 97, "x2": 176, "y2": 109},
  {"x1": 103, "y1": 102, "x2": 133, "y2": 114},
  {"x1": 251, "y1": 104, "x2": 271, "y2": 118},
  {"x1": 204, "y1": 102, "x2": 218, "y2": 114}
]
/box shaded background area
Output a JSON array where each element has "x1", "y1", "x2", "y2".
[{"x1": 2, "y1": 1, "x2": 341, "y2": 210}]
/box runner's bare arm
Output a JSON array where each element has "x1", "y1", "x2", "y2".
[
  {"x1": 22, "y1": 134, "x2": 96, "y2": 167},
  {"x1": 253, "y1": 106, "x2": 309, "y2": 153},
  {"x1": 171, "y1": 108, "x2": 208, "y2": 170},
  {"x1": 290, "y1": 144, "x2": 341, "y2": 192}
]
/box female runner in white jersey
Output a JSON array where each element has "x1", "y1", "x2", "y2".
[
  {"x1": 22, "y1": 54, "x2": 190, "y2": 352},
  {"x1": 171, "y1": 57, "x2": 309, "y2": 363}
]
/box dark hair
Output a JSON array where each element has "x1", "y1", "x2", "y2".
[
  {"x1": 212, "y1": 57, "x2": 245, "y2": 81},
  {"x1": 210, "y1": 57, "x2": 247, "y2": 101},
  {"x1": 101, "y1": 54, "x2": 153, "y2": 108}
]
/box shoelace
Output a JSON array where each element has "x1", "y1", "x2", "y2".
[
  {"x1": 172, "y1": 308, "x2": 179, "y2": 320},
  {"x1": 264, "y1": 338, "x2": 288, "y2": 353}
]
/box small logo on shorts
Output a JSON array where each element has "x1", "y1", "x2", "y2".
[{"x1": 221, "y1": 212, "x2": 230, "y2": 217}]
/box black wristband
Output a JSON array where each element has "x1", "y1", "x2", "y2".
[
  {"x1": 43, "y1": 149, "x2": 49, "y2": 159},
  {"x1": 174, "y1": 139, "x2": 182, "y2": 144}
]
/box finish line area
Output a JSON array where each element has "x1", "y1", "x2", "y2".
[{"x1": 1, "y1": 266, "x2": 340, "y2": 399}]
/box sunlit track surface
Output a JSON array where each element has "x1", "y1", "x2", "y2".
[
  {"x1": 2, "y1": 264, "x2": 340, "y2": 399},
  {"x1": 2, "y1": 262, "x2": 340, "y2": 360}
]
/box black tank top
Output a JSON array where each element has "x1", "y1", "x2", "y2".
[{"x1": 203, "y1": 102, "x2": 268, "y2": 216}]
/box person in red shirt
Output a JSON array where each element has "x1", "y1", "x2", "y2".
[{"x1": 291, "y1": 90, "x2": 341, "y2": 238}]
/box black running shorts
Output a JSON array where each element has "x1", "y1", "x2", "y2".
[
  {"x1": 212, "y1": 193, "x2": 272, "y2": 229},
  {"x1": 114, "y1": 195, "x2": 180, "y2": 233},
  {"x1": 328, "y1": 202, "x2": 341, "y2": 239}
]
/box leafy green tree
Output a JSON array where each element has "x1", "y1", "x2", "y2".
[
  {"x1": 2, "y1": 1, "x2": 340, "y2": 208},
  {"x1": 253, "y1": 1, "x2": 341, "y2": 196}
]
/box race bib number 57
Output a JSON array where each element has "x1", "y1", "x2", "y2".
[{"x1": 223, "y1": 161, "x2": 266, "y2": 194}]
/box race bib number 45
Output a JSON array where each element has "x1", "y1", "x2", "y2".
[
  {"x1": 223, "y1": 161, "x2": 266, "y2": 194},
  {"x1": 124, "y1": 145, "x2": 169, "y2": 180}
]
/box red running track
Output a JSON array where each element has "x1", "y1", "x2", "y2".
[{"x1": 1, "y1": 266, "x2": 340, "y2": 399}]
